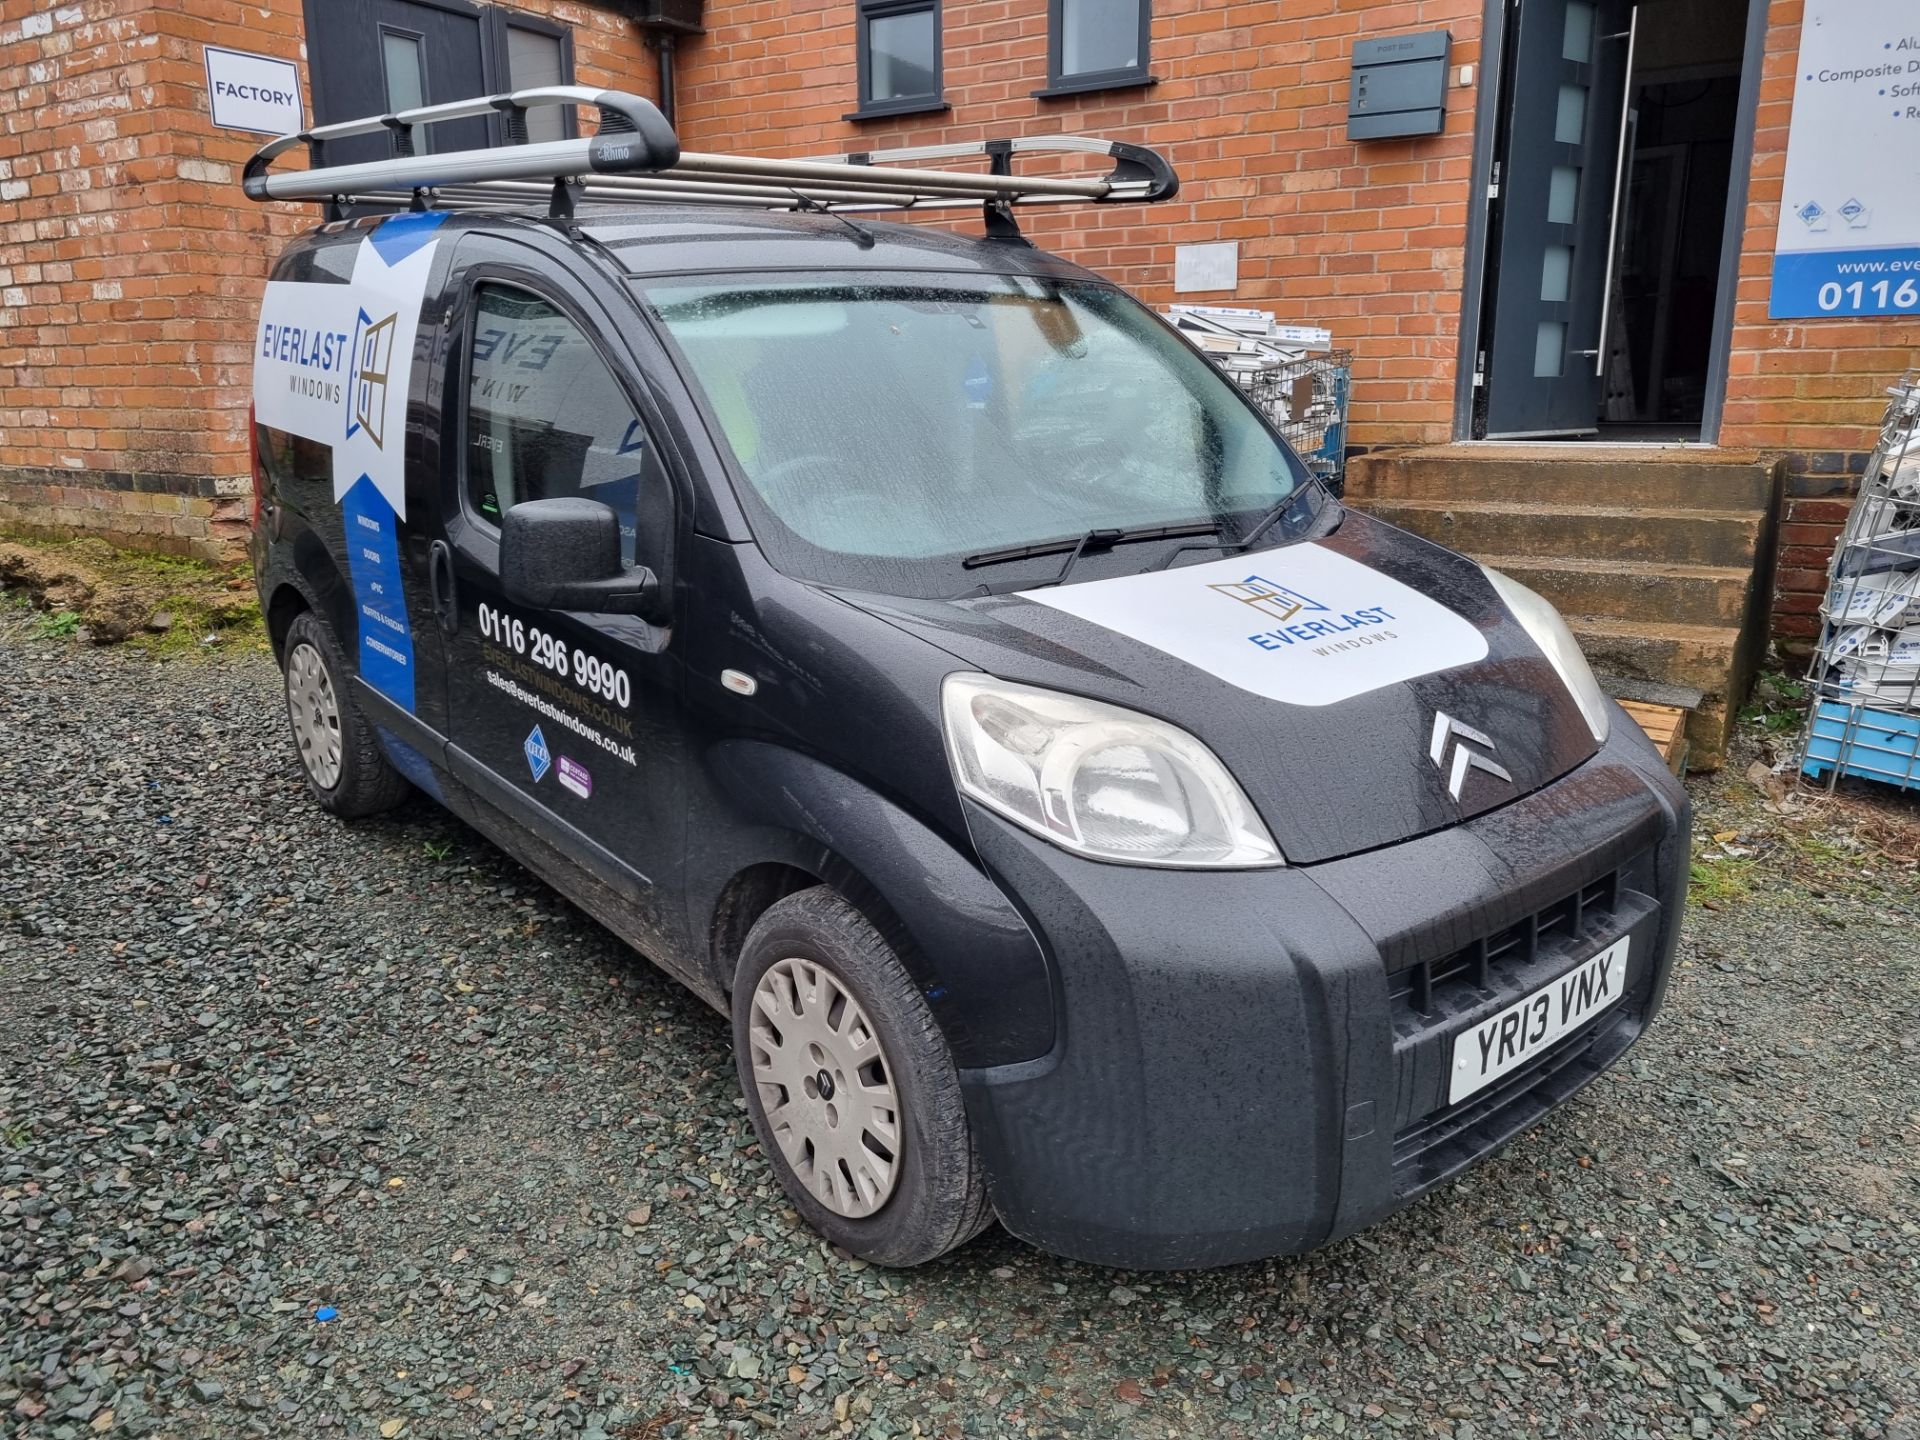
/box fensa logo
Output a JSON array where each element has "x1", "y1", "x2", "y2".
[
  {"x1": 346, "y1": 307, "x2": 400, "y2": 449},
  {"x1": 1210, "y1": 573, "x2": 1398, "y2": 655}
]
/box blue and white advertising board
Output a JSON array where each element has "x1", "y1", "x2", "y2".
[{"x1": 1771, "y1": 3, "x2": 1920, "y2": 319}]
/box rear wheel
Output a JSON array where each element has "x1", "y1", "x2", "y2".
[
  {"x1": 282, "y1": 611, "x2": 410, "y2": 818},
  {"x1": 732, "y1": 887, "x2": 993, "y2": 1267}
]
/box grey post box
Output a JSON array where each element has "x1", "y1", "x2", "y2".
[{"x1": 1348, "y1": 31, "x2": 1450, "y2": 140}]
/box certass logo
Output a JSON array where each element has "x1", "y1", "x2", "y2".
[
  {"x1": 1207, "y1": 574, "x2": 1329, "y2": 625},
  {"x1": 345, "y1": 307, "x2": 400, "y2": 449}
]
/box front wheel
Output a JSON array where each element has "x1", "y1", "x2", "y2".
[
  {"x1": 281, "y1": 611, "x2": 410, "y2": 819},
  {"x1": 732, "y1": 887, "x2": 994, "y2": 1267}
]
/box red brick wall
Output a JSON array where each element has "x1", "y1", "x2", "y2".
[
  {"x1": 1720, "y1": 0, "x2": 1920, "y2": 649},
  {"x1": 672, "y1": 0, "x2": 1486, "y2": 449},
  {"x1": 2, "y1": 0, "x2": 1908, "y2": 650},
  {"x1": 0, "y1": 0, "x2": 656, "y2": 559}
]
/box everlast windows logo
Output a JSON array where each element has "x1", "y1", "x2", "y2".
[
  {"x1": 346, "y1": 308, "x2": 400, "y2": 449},
  {"x1": 1208, "y1": 574, "x2": 1327, "y2": 624},
  {"x1": 1210, "y1": 572, "x2": 1399, "y2": 655}
]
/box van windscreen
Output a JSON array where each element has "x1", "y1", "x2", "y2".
[{"x1": 644, "y1": 273, "x2": 1317, "y2": 597}]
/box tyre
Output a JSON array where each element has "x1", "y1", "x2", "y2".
[
  {"x1": 281, "y1": 610, "x2": 411, "y2": 819},
  {"x1": 732, "y1": 887, "x2": 994, "y2": 1267}
]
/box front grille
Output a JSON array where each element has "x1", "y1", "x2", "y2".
[
  {"x1": 1390, "y1": 1004, "x2": 1639, "y2": 1196},
  {"x1": 1381, "y1": 849, "x2": 1661, "y2": 1197},
  {"x1": 1392, "y1": 1008, "x2": 1624, "y2": 1169},
  {"x1": 1390, "y1": 868, "x2": 1623, "y2": 1019}
]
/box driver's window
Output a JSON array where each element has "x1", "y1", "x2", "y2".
[{"x1": 465, "y1": 284, "x2": 659, "y2": 565}]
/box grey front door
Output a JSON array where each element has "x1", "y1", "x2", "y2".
[
  {"x1": 304, "y1": 0, "x2": 490, "y2": 164},
  {"x1": 1482, "y1": 0, "x2": 1635, "y2": 438}
]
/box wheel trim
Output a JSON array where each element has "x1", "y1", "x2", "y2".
[
  {"x1": 749, "y1": 956, "x2": 902, "y2": 1219},
  {"x1": 286, "y1": 641, "x2": 344, "y2": 790}
]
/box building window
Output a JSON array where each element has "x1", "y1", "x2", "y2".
[
  {"x1": 380, "y1": 27, "x2": 427, "y2": 113},
  {"x1": 493, "y1": 11, "x2": 576, "y2": 143},
  {"x1": 1038, "y1": 0, "x2": 1153, "y2": 98},
  {"x1": 850, "y1": 0, "x2": 946, "y2": 120}
]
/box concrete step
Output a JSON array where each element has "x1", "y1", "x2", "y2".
[
  {"x1": 1567, "y1": 617, "x2": 1745, "y2": 693},
  {"x1": 1341, "y1": 445, "x2": 1782, "y2": 772},
  {"x1": 1472, "y1": 553, "x2": 1754, "y2": 628},
  {"x1": 1346, "y1": 447, "x2": 1779, "y2": 512},
  {"x1": 1360, "y1": 499, "x2": 1766, "y2": 569},
  {"x1": 1567, "y1": 617, "x2": 1751, "y2": 770}
]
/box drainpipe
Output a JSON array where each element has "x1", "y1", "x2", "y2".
[{"x1": 655, "y1": 32, "x2": 676, "y2": 128}]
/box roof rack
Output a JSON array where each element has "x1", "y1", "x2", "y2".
[{"x1": 242, "y1": 86, "x2": 1178, "y2": 233}]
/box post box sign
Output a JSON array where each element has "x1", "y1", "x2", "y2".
[
  {"x1": 1771, "y1": 2, "x2": 1920, "y2": 318},
  {"x1": 204, "y1": 45, "x2": 304, "y2": 136}
]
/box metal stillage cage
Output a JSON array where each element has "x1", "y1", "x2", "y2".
[
  {"x1": 1233, "y1": 351, "x2": 1353, "y2": 495},
  {"x1": 1795, "y1": 373, "x2": 1920, "y2": 793}
]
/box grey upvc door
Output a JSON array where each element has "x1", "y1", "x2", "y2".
[{"x1": 1482, "y1": 0, "x2": 1636, "y2": 439}]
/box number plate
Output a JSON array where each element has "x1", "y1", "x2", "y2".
[{"x1": 1447, "y1": 936, "x2": 1630, "y2": 1106}]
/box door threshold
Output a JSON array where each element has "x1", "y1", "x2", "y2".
[{"x1": 1453, "y1": 438, "x2": 1718, "y2": 451}]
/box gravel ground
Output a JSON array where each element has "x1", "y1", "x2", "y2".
[{"x1": 3, "y1": 607, "x2": 1919, "y2": 1440}]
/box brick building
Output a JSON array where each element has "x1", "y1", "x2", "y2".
[{"x1": 1, "y1": 0, "x2": 1915, "y2": 758}]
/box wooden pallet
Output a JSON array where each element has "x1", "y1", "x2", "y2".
[{"x1": 1620, "y1": 699, "x2": 1689, "y2": 776}]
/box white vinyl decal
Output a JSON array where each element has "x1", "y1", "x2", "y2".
[
  {"x1": 251, "y1": 214, "x2": 447, "y2": 713},
  {"x1": 1020, "y1": 544, "x2": 1489, "y2": 706},
  {"x1": 251, "y1": 214, "x2": 446, "y2": 522}
]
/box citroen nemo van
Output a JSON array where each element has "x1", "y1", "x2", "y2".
[{"x1": 247, "y1": 88, "x2": 1688, "y2": 1269}]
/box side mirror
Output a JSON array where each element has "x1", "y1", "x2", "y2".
[{"x1": 499, "y1": 498, "x2": 661, "y2": 618}]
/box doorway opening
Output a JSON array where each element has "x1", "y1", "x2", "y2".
[{"x1": 1471, "y1": 0, "x2": 1757, "y2": 442}]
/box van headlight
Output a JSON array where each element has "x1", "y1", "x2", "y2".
[
  {"x1": 940, "y1": 674, "x2": 1283, "y2": 868},
  {"x1": 1480, "y1": 566, "x2": 1611, "y2": 744}
]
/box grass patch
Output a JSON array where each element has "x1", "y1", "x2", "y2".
[
  {"x1": 1739, "y1": 670, "x2": 1810, "y2": 736},
  {"x1": 0, "y1": 533, "x2": 265, "y2": 655},
  {"x1": 1688, "y1": 852, "x2": 1755, "y2": 905},
  {"x1": 31, "y1": 609, "x2": 80, "y2": 640}
]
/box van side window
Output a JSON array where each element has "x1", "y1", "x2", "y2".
[{"x1": 465, "y1": 284, "x2": 657, "y2": 566}]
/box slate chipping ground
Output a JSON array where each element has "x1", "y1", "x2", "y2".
[{"x1": 1, "y1": 607, "x2": 1917, "y2": 1440}]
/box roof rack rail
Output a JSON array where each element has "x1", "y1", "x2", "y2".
[{"x1": 242, "y1": 86, "x2": 1178, "y2": 230}]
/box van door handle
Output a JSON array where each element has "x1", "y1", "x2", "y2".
[{"x1": 428, "y1": 540, "x2": 458, "y2": 634}]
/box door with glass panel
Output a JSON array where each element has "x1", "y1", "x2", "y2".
[
  {"x1": 1482, "y1": 0, "x2": 1636, "y2": 438},
  {"x1": 303, "y1": 0, "x2": 490, "y2": 165}
]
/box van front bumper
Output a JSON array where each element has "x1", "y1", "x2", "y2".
[{"x1": 956, "y1": 716, "x2": 1689, "y2": 1270}]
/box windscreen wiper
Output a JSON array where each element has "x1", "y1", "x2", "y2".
[
  {"x1": 963, "y1": 521, "x2": 1223, "y2": 584},
  {"x1": 1150, "y1": 481, "x2": 1320, "y2": 572}
]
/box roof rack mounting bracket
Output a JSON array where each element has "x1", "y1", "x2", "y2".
[
  {"x1": 380, "y1": 115, "x2": 415, "y2": 159},
  {"x1": 982, "y1": 199, "x2": 1029, "y2": 245},
  {"x1": 547, "y1": 176, "x2": 583, "y2": 221},
  {"x1": 489, "y1": 94, "x2": 530, "y2": 146}
]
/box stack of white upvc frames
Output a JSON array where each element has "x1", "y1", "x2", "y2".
[{"x1": 1798, "y1": 374, "x2": 1920, "y2": 793}]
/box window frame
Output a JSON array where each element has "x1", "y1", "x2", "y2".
[
  {"x1": 847, "y1": 0, "x2": 949, "y2": 122},
  {"x1": 377, "y1": 23, "x2": 431, "y2": 146},
  {"x1": 1034, "y1": 0, "x2": 1155, "y2": 99},
  {"x1": 482, "y1": 7, "x2": 578, "y2": 143},
  {"x1": 453, "y1": 275, "x2": 659, "y2": 561}
]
